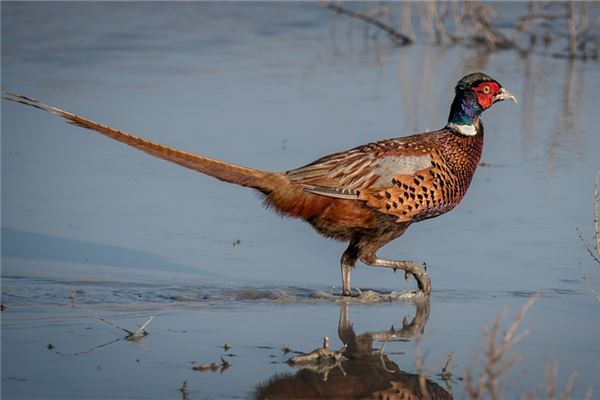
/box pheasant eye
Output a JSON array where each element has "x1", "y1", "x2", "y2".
[{"x1": 482, "y1": 85, "x2": 491, "y2": 94}]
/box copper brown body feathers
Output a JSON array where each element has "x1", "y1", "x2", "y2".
[
  {"x1": 286, "y1": 123, "x2": 484, "y2": 227},
  {"x1": 3, "y1": 73, "x2": 516, "y2": 297}
]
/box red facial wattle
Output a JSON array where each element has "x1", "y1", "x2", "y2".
[{"x1": 474, "y1": 81, "x2": 500, "y2": 110}]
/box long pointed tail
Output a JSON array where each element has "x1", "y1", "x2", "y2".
[{"x1": 3, "y1": 93, "x2": 278, "y2": 193}]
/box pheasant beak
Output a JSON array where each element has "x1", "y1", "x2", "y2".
[{"x1": 494, "y1": 87, "x2": 518, "y2": 104}]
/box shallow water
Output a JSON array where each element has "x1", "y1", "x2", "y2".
[{"x1": 2, "y1": 2, "x2": 600, "y2": 399}]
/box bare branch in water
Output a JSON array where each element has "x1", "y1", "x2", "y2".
[
  {"x1": 318, "y1": 1, "x2": 414, "y2": 46},
  {"x1": 441, "y1": 352, "x2": 456, "y2": 381},
  {"x1": 192, "y1": 356, "x2": 231, "y2": 373},
  {"x1": 579, "y1": 262, "x2": 600, "y2": 304},
  {"x1": 320, "y1": 1, "x2": 600, "y2": 61},
  {"x1": 68, "y1": 290, "x2": 154, "y2": 340},
  {"x1": 287, "y1": 336, "x2": 347, "y2": 381},
  {"x1": 577, "y1": 228, "x2": 600, "y2": 264}
]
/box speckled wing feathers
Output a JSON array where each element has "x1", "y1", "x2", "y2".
[
  {"x1": 287, "y1": 136, "x2": 439, "y2": 221},
  {"x1": 287, "y1": 129, "x2": 483, "y2": 223},
  {"x1": 362, "y1": 161, "x2": 448, "y2": 222}
]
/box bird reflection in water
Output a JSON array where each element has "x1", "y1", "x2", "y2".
[{"x1": 254, "y1": 299, "x2": 452, "y2": 400}]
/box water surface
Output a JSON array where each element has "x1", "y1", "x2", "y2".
[{"x1": 2, "y1": 2, "x2": 600, "y2": 399}]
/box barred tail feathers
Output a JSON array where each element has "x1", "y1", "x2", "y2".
[{"x1": 3, "y1": 93, "x2": 276, "y2": 192}]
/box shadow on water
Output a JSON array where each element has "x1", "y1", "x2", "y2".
[
  {"x1": 254, "y1": 299, "x2": 453, "y2": 400},
  {"x1": 0, "y1": 227, "x2": 219, "y2": 277}
]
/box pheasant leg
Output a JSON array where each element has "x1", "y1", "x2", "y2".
[
  {"x1": 340, "y1": 243, "x2": 359, "y2": 296},
  {"x1": 359, "y1": 253, "x2": 431, "y2": 296}
]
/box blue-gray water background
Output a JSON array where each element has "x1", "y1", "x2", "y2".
[{"x1": 2, "y1": 2, "x2": 600, "y2": 399}]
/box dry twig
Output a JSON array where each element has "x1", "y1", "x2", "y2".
[
  {"x1": 441, "y1": 352, "x2": 456, "y2": 381},
  {"x1": 465, "y1": 294, "x2": 540, "y2": 400},
  {"x1": 192, "y1": 356, "x2": 230, "y2": 373},
  {"x1": 578, "y1": 262, "x2": 600, "y2": 304},
  {"x1": 318, "y1": 1, "x2": 413, "y2": 46}
]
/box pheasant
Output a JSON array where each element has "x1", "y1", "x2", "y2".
[{"x1": 4, "y1": 72, "x2": 516, "y2": 297}]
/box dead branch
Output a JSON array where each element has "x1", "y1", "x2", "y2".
[
  {"x1": 318, "y1": 1, "x2": 414, "y2": 46},
  {"x1": 192, "y1": 362, "x2": 219, "y2": 372},
  {"x1": 125, "y1": 316, "x2": 154, "y2": 341},
  {"x1": 576, "y1": 229, "x2": 600, "y2": 264},
  {"x1": 441, "y1": 352, "x2": 456, "y2": 381},
  {"x1": 399, "y1": 2, "x2": 416, "y2": 43},
  {"x1": 192, "y1": 356, "x2": 230, "y2": 373},
  {"x1": 54, "y1": 337, "x2": 122, "y2": 357},
  {"x1": 288, "y1": 336, "x2": 346, "y2": 366},
  {"x1": 68, "y1": 290, "x2": 154, "y2": 340},
  {"x1": 579, "y1": 262, "x2": 600, "y2": 304},
  {"x1": 320, "y1": 1, "x2": 600, "y2": 61},
  {"x1": 463, "y1": 2, "x2": 517, "y2": 50},
  {"x1": 287, "y1": 336, "x2": 347, "y2": 381}
]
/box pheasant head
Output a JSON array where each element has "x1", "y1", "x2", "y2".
[{"x1": 447, "y1": 72, "x2": 517, "y2": 136}]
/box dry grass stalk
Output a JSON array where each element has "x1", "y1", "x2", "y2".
[
  {"x1": 576, "y1": 169, "x2": 600, "y2": 303},
  {"x1": 594, "y1": 169, "x2": 600, "y2": 258},
  {"x1": 465, "y1": 294, "x2": 540, "y2": 400},
  {"x1": 540, "y1": 361, "x2": 579, "y2": 400},
  {"x1": 584, "y1": 385, "x2": 595, "y2": 400}
]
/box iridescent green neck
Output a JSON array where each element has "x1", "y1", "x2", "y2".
[{"x1": 447, "y1": 92, "x2": 482, "y2": 126}]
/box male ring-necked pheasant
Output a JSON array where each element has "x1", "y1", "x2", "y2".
[{"x1": 4, "y1": 72, "x2": 516, "y2": 296}]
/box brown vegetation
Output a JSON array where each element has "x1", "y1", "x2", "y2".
[
  {"x1": 320, "y1": 1, "x2": 600, "y2": 61},
  {"x1": 464, "y1": 294, "x2": 540, "y2": 400}
]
